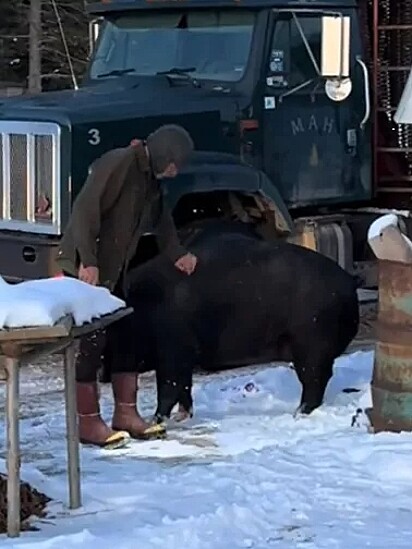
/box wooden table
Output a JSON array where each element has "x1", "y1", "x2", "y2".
[{"x1": 0, "y1": 307, "x2": 133, "y2": 538}]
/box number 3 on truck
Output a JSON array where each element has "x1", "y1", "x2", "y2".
[{"x1": 88, "y1": 128, "x2": 101, "y2": 145}]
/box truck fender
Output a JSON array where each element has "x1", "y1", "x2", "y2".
[{"x1": 163, "y1": 151, "x2": 294, "y2": 236}]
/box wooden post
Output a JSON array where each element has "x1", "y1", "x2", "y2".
[
  {"x1": 5, "y1": 356, "x2": 21, "y2": 537},
  {"x1": 64, "y1": 342, "x2": 81, "y2": 509}
]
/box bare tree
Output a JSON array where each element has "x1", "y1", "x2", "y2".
[
  {"x1": 42, "y1": 0, "x2": 88, "y2": 90},
  {"x1": 1, "y1": 0, "x2": 89, "y2": 92},
  {"x1": 28, "y1": 0, "x2": 42, "y2": 93},
  {"x1": 0, "y1": 2, "x2": 29, "y2": 85}
]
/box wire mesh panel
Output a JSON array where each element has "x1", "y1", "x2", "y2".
[
  {"x1": 371, "y1": 0, "x2": 412, "y2": 207},
  {"x1": 377, "y1": 0, "x2": 412, "y2": 148}
]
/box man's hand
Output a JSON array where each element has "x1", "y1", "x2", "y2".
[
  {"x1": 78, "y1": 264, "x2": 99, "y2": 285},
  {"x1": 174, "y1": 253, "x2": 197, "y2": 275}
]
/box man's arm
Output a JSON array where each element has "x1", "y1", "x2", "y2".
[
  {"x1": 156, "y1": 198, "x2": 188, "y2": 263},
  {"x1": 156, "y1": 199, "x2": 198, "y2": 275},
  {"x1": 70, "y1": 150, "x2": 125, "y2": 267}
]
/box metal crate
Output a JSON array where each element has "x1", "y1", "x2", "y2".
[{"x1": 0, "y1": 121, "x2": 61, "y2": 235}]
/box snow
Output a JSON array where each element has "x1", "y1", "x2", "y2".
[
  {"x1": 367, "y1": 213, "x2": 412, "y2": 259},
  {"x1": 0, "y1": 276, "x2": 125, "y2": 329},
  {"x1": 367, "y1": 213, "x2": 400, "y2": 240},
  {"x1": 2, "y1": 348, "x2": 412, "y2": 547}
]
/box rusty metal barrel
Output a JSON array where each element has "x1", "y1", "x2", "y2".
[{"x1": 368, "y1": 259, "x2": 412, "y2": 433}]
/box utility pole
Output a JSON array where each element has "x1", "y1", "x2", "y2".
[{"x1": 28, "y1": 0, "x2": 42, "y2": 93}]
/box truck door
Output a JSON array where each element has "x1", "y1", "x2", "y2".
[{"x1": 262, "y1": 11, "x2": 371, "y2": 208}]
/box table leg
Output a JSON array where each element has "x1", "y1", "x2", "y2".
[
  {"x1": 63, "y1": 342, "x2": 81, "y2": 509},
  {"x1": 5, "y1": 357, "x2": 20, "y2": 537}
]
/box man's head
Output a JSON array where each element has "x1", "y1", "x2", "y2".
[{"x1": 146, "y1": 124, "x2": 194, "y2": 179}]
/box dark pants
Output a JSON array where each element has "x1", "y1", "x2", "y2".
[{"x1": 64, "y1": 272, "x2": 135, "y2": 382}]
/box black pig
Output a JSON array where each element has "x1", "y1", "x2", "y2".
[{"x1": 112, "y1": 220, "x2": 359, "y2": 423}]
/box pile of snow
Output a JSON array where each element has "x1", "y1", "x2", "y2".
[
  {"x1": 367, "y1": 213, "x2": 400, "y2": 240},
  {"x1": 367, "y1": 213, "x2": 412, "y2": 264},
  {"x1": 3, "y1": 350, "x2": 412, "y2": 548},
  {"x1": 0, "y1": 276, "x2": 125, "y2": 329}
]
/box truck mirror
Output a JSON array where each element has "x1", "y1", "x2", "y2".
[
  {"x1": 89, "y1": 18, "x2": 102, "y2": 56},
  {"x1": 321, "y1": 15, "x2": 350, "y2": 78}
]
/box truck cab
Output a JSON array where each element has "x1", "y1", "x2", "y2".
[{"x1": 0, "y1": 0, "x2": 384, "y2": 283}]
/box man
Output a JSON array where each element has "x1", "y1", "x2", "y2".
[{"x1": 56, "y1": 124, "x2": 198, "y2": 449}]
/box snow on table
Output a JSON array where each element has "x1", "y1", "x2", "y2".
[
  {"x1": 0, "y1": 276, "x2": 125, "y2": 329},
  {"x1": 2, "y1": 350, "x2": 412, "y2": 548},
  {"x1": 367, "y1": 213, "x2": 400, "y2": 240}
]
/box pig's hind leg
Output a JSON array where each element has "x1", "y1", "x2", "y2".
[
  {"x1": 174, "y1": 373, "x2": 194, "y2": 423},
  {"x1": 291, "y1": 340, "x2": 334, "y2": 416}
]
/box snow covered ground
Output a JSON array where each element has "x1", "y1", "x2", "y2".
[{"x1": 2, "y1": 349, "x2": 412, "y2": 548}]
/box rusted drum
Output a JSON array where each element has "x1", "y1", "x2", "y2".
[{"x1": 369, "y1": 259, "x2": 412, "y2": 433}]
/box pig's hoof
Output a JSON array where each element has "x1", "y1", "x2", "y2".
[
  {"x1": 293, "y1": 408, "x2": 302, "y2": 419},
  {"x1": 293, "y1": 404, "x2": 314, "y2": 418},
  {"x1": 172, "y1": 408, "x2": 193, "y2": 423},
  {"x1": 153, "y1": 413, "x2": 169, "y2": 427}
]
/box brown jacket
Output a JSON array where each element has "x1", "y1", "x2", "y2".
[{"x1": 55, "y1": 142, "x2": 187, "y2": 291}]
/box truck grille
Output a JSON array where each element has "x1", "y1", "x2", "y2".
[{"x1": 0, "y1": 121, "x2": 61, "y2": 235}]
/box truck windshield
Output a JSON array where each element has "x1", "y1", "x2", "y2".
[{"x1": 89, "y1": 10, "x2": 255, "y2": 83}]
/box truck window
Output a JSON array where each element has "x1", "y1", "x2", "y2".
[
  {"x1": 89, "y1": 10, "x2": 255, "y2": 83},
  {"x1": 267, "y1": 16, "x2": 321, "y2": 89}
]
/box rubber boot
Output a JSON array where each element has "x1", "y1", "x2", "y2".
[
  {"x1": 76, "y1": 381, "x2": 130, "y2": 449},
  {"x1": 111, "y1": 373, "x2": 166, "y2": 439}
]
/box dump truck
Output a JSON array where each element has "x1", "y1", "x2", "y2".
[{"x1": 0, "y1": 0, "x2": 410, "y2": 286}]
